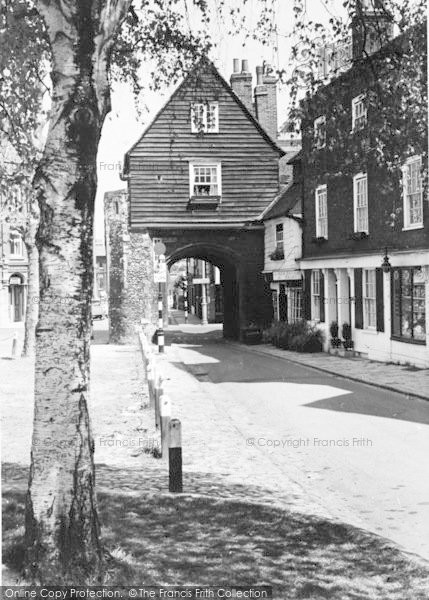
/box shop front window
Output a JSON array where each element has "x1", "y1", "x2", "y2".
[{"x1": 392, "y1": 267, "x2": 426, "y2": 343}]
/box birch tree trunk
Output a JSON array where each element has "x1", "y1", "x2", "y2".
[
  {"x1": 22, "y1": 212, "x2": 39, "y2": 358},
  {"x1": 25, "y1": 0, "x2": 131, "y2": 583}
]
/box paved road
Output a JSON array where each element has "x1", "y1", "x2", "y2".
[{"x1": 165, "y1": 324, "x2": 429, "y2": 560}]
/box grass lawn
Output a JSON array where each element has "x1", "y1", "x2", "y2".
[{"x1": 3, "y1": 462, "x2": 429, "y2": 599}]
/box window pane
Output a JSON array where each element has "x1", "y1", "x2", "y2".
[
  {"x1": 401, "y1": 297, "x2": 412, "y2": 338},
  {"x1": 392, "y1": 270, "x2": 401, "y2": 336}
]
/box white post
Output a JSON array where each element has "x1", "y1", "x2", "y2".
[
  {"x1": 160, "y1": 393, "x2": 172, "y2": 459},
  {"x1": 157, "y1": 283, "x2": 164, "y2": 353},
  {"x1": 184, "y1": 259, "x2": 189, "y2": 323},
  {"x1": 201, "y1": 261, "x2": 208, "y2": 325},
  {"x1": 11, "y1": 332, "x2": 18, "y2": 359}
]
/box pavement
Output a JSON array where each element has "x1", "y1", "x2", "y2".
[
  {"x1": 153, "y1": 313, "x2": 429, "y2": 561},
  {"x1": 2, "y1": 316, "x2": 429, "y2": 564},
  {"x1": 168, "y1": 311, "x2": 429, "y2": 401}
]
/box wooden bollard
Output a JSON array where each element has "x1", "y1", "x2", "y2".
[
  {"x1": 11, "y1": 333, "x2": 17, "y2": 359},
  {"x1": 169, "y1": 419, "x2": 183, "y2": 493},
  {"x1": 160, "y1": 394, "x2": 171, "y2": 459}
]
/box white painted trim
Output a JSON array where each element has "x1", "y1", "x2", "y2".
[
  {"x1": 190, "y1": 102, "x2": 219, "y2": 134},
  {"x1": 353, "y1": 172, "x2": 368, "y2": 234},
  {"x1": 351, "y1": 93, "x2": 367, "y2": 131},
  {"x1": 314, "y1": 115, "x2": 326, "y2": 149},
  {"x1": 402, "y1": 155, "x2": 423, "y2": 230},
  {"x1": 189, "y1": 161, "x2": 222, "y2": 198},
  {"x1": 299, "y1": 249, "x2": 429, "y2": 270},
  {"x1": 315, "y1": 184, "x2": 328, "y2": 239},
  {"x1": 402, "y1": 224, "x2": 424, "y2": 231}
]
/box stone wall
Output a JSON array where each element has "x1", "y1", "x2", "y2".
[{"x1": 104, "y1": 190, "x2": 157, "y2": 343}]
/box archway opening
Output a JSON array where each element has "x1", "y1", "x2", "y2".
[{"x1": 167, "y1": 244, "x2": 240, "y2": 340}]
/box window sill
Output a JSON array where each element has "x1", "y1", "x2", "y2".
[
  {"x1": 188, "y1": 196, "x2": 221, "y2": 210},
  {"x1": 391, "y1": 335, "x2": 426, "y2": 346},
  {"x1": 191, "y1": 131, "x2": 219, "y2": 135},
  {"x1": 402, "y1": 224, "x2": 424, "y2": 231},
  {"x1": 362, "y1": 327, "x2": 379, "y2": 335},
  {"x1": 349, "y1": 231, "x2": 369, "y2": 240},
  {"x1": 9, "y1": 256, "x2": 25, "y2": 261}
]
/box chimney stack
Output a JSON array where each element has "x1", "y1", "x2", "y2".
[
  {"x1": 230, "y1": 59, "x2": 254, "y2": 115},
  {"x1": 351, "y1": 4, "x2": 394, "y2": 61},
  {"x1": 254, "y1": 62, "x2": 278, "y2": 142}
]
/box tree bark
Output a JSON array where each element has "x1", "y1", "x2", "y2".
[
  {"x1": 22, "y1": 212, "x2": 39, "y2": 357},
  {"x1": 25, "y1": 0, "x2": 131, "y2": 584}
]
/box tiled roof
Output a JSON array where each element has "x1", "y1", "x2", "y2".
[{"x1": 262, "y1": 182, "x2": 302, "y2": 221}]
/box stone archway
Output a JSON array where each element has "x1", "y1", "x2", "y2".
[
  {"x1": 167, "y1": 242, "x2": 240, "y2": 339},
  {"x1": 104, "y1": 193, "x2": 273, "y2": 343}
]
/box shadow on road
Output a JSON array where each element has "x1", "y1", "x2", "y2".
[
  {"x1": 165, "y1": 327, "x2": 429, "y2": 426},
  {"x1": 2, "y1": 462, "x2": 429, "y2": 597}
]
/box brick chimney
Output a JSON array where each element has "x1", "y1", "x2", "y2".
[
  {"x1": 352, "y1": 1, "x2": 394, "y2": 61},
  {"x1": 254, "y1": 63, "x2": 278, "y2": 141},
  {"x1": 230, "y1": 59, "x2": 254, "y2": 115}
]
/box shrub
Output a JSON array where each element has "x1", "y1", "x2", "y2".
[
  {"x1": 266, "y1": 320, "x2": 324, "y2": 353},
  {"x1": 342, "y1": 323, "x2": 352, "y2": 340},
  {"x1": 329, "y1": 321, "x2": 339, "y2": 338}
]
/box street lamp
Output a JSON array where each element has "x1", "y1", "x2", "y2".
[{"x1": 381, "y1": 247, "x2": 391, "y2": 274}]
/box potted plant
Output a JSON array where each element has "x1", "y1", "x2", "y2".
[
  {"x1": 342, "y1": 323, "x2": 354, "y2": 350},
  {"x1": 269, "y1": 247, "x2": 284, "y2": 260},
  {"x1": 329, "y1": 321, "x2": 341, "y2": 348},
  {"x1": 241, "y1": 321, "x2": 263, "y2": 345}
]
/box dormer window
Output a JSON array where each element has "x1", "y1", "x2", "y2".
[
  {"x1": 314, "y1": 115, "x2": 326, "y2": 149},
  {"x1": 190, "y1": 102, "x2": 219, "y2": 133},
  {"x1": 352, "y1": 94, "x2": 367, "y2": 131}
]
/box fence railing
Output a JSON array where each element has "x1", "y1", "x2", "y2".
[{"x1": 138, "y1": 330, "x2": 183, "y2": 493}]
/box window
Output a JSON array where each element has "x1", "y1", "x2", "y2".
[
  {"x1": 403, "y1": 156, "x2": 423, "y2": 229},
  {"x1": 363, "y1": 269, "x2": 376, "y2": 329},
  {"x1": 189, "y1": 163, "x2": 221, "y2": 197},
  {"x1": 288, "y1": 287, "x2": 303, "y2": 323},
  {"x1": 392, "y1": 268, "x2": 426, "y2": 343},
  {"x1": 352, "y1": 94, "x2": 367, "y2": 131},
  {"x1": 9, "y1": 232, "x2": 23, "y2": 257},
  {"x1": 354, "y1": 173, "x2": 368, "y2": 233},
  {"x1": 312, "y1": 270, "x2": 321, "y2": 321},
  {"x1": 315, "y1": 185, "x2": 328, "y2": 239},
  {"x1": 314, "y1": 115, "x2": 326, "y2": 148},
  {"x1": 190, "y1": 102, "x2": 219, "y2": 133},
  {"x1": 275, "y1": 223, "x2": 284, "y2": 252}
]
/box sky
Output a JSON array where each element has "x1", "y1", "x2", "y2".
[{"x1": 94, "y1": 0, "x2": 342, "y2": 244}]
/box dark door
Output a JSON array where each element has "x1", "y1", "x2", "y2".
[{"x1": 279, "y1": 284, "x2": 288, "y2": 322}]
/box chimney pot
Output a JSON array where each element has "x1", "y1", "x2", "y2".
[
  {"x1": 233, "y1": 58, "x2": 240, "y2": 73},
  {"x1": 256, "y1": 65, "x2": 263, "y2": 85},
  {"x1": 241, "y1": 59, "x2": 249, "y2": 73}
]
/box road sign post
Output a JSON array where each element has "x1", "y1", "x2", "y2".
[{"x1": 153, "y1": 246, "x2": 167, "y2": 354}]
